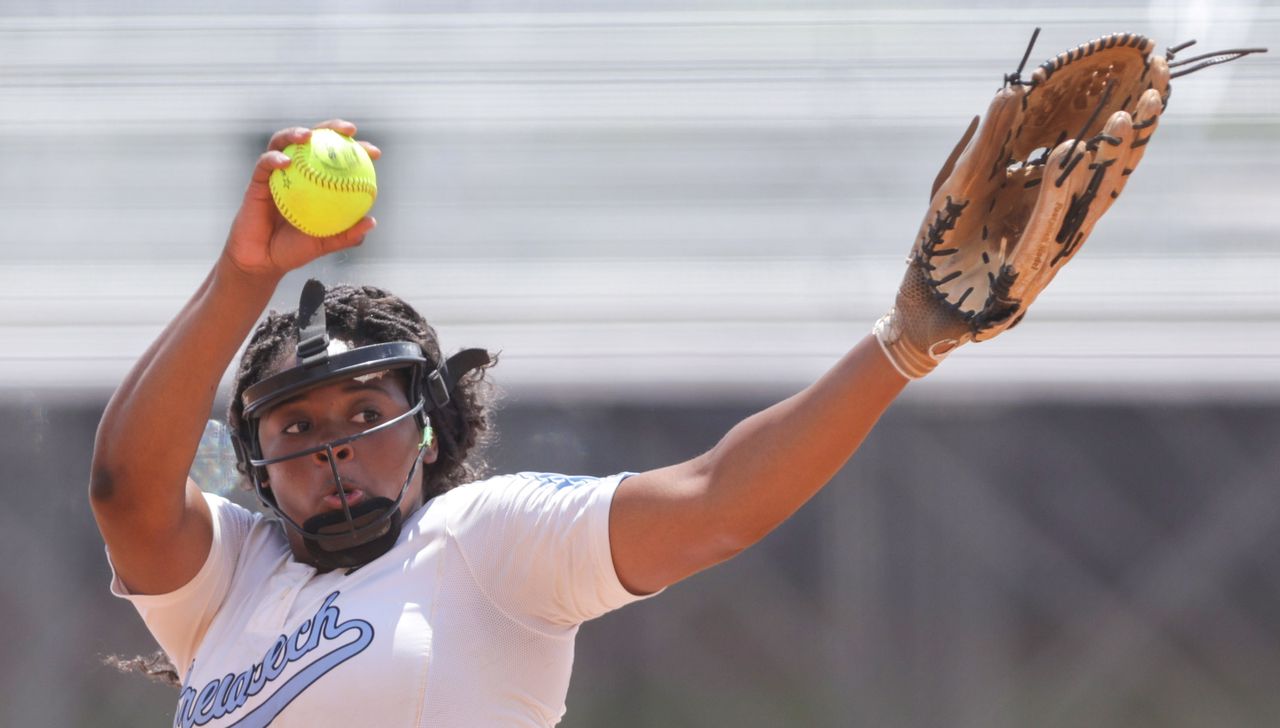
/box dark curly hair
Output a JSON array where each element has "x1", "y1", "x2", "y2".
[
  {"x1": 229, "y1": 282, "x2": 498, "y2": 502},
  {"x1": 110, "y1": 283, "x2": 498, "y2": 690},
  {"x1": 104, "y1": 650, "x2": 182, "y2": 687}
]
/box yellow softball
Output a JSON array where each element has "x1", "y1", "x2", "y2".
[{"x1": 269, "y1": 128, "x2": 377, "y2": 237}]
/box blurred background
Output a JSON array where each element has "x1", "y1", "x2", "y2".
[{"x1": 1, "y1": 1, "x2": 1277, "y2": 726}]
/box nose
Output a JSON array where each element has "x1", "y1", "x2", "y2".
[{"x1": 312, "y1": 442, "x2": 355, "y2": 465}]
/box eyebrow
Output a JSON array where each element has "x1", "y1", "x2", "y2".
[{"x1": 264, "y1": 378, "x2": 399, "y2": 415}]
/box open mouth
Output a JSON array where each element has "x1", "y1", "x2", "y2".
[{"x1": 322, "y1": 487, "x2": 366, "y2": 511}]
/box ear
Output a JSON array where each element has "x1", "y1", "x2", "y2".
[{"x1": 420, "y1": 424, "x2": 440, "y2": 465}]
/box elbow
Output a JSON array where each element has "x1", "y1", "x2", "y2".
[
  {"x1": 691, "y1": 496, "x2": 768, "y2": 565},
  {"x1": 89, "y1": 428, "x2": 131, "y2": 506},
  {"x1": 664, "y1": 527, "x2": 762, "y2": 587},
  {"x1": 89, "y1": 415, "x2": 120, "y2": 503},
  {"x1": 88, "y1": 459, "x2": 162, "y2": 530},
  {"x1": 89, "y1": 416, "x2": 135, "y2": 505},
  {"x1": 88, "y1": 459, "x2": 120, "y2": 505},
  {"x1": 715, "y1": 522, "x2": 773, "y2": 561},
  {"x1": 694, "y1": 464, "x2": 781, "y2": 561},
  {"x1": 709, "y1": 534, "x2": 753, "y2": 570}
]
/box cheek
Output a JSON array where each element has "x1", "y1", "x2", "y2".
[
  {"x1": 365, "y1": 422, "x2": 426, "y2": 465},
  {"x1": 263, "y1": 455, "x2": 308, "y2": 482},
  {"x1": 261, "y1": 461, "x2": 313, "y2": 510}
]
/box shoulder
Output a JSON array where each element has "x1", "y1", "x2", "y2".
[
  {"x1": 433, "y1": 472, "x2": 633, "y2": 533},
  {"x1": 437, "y1": 472, "x2": 631, "y2": 508},
  {"x1": 200, "y1": 491, "x2": 289, "y2": 570},
  {"x1": 432, "y1": 472, "x2": 648, "y2": 625}
]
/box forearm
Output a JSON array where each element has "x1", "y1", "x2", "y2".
[
  {"x1": 696, "y1": 334, "x2": 907, "y2": 545},
  {"x1": 91, "y1": 254, "x2": 280, "y2": 510}
]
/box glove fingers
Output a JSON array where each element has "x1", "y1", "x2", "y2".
[
  {"x1": 915, "y1": 88, "x2": 1024, "y2": 258},
  {"x1": 952, "y1": 88, "x2": 1023, "y2": 187},
  {"x1": 930, "y1": 115, "x2": 981, "y2": 200},
  {"x1": 1118, "y1": 87, "x2": 1164, "y2": 190},
  {"x1": 1146, "y1": 54, "x2": 1171, "y2": 100},
  {"x1": 1059, "y1": 87, "x2": 1164, "y2": 257},
  {"x1": 1000, "y1": 138, "x2": 1096, "y2": 308},
  {"x1": 1056, "y1": 108, "x2": 1136, "y2": 260},
  {"x1": 993, "y1": 84, "x2": 1165, "y2": 333},
  {"x1": 1091, "y1": 109, "x2": 1137, "y2": 202}
]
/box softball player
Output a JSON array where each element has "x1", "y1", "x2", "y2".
[{"x1": 89, "y1": 119, "x2": 909, "y2": 726}]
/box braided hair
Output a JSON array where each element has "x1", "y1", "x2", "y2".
[{"x1": 228, "y1": 283, "x2": 498, "y2": 501}]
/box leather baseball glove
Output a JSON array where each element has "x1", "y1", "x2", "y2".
[{"x1": 874, "y1": 29, "x2": 1265, "y2": 378}]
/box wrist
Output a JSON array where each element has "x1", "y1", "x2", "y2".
[
  {"x1": 213, "y1": 252, "x2": 284, "y2": 309},
  {"x1": 872, "y1": 311, "x2": 944, "y2": 380}
]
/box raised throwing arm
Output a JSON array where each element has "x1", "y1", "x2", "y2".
[{"x1": 89, "y1": 121, "x2": 377, "y2": 595}]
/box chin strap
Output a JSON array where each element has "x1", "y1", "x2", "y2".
[{"x1": 301, "y1": 498, "x2": 403, "y2": 571}]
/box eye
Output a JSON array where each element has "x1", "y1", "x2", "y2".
[
  {"x1": 282, "y1": 420, "x2": 311, "y2": 435},
  {"x1": 351, "y1": 409, "x2": 383, "y2": 426}
]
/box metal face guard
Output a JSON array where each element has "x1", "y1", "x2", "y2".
[{"x1": 248, "y1": 398, "x2": 428, "y2": 570}]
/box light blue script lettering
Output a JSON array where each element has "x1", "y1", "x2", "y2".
[{"x1": 173, "y1": 591, "x2": 374, "y2": 728}]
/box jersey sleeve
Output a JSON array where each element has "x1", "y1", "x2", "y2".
[
  {"x1": 445, "y1": 472, "x2": 661, "y2": 628},
  {"x1": 106, "y1": 491, "x2": 256, "y2": 678}
]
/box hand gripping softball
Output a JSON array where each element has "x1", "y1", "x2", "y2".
[
  {"x1": 874, "y1": 30, "x2": 1266, "y2": 379},
  {"x1": 270, "y1": 128, "x2": 378, "y2": 238}
]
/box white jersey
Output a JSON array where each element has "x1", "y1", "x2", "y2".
[{"x1": 108, "y1": 472, "x2": 655, "y2": 728}]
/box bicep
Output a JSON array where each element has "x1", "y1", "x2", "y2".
[
  {"x1": 609, "y1": 458, "x2": 747, "y2": 595},
  {"x1": 93, "y1": 477, "x2": 214, "y2": 596}
]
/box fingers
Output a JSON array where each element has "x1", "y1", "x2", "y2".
[
  {"x1": 313, "y1": 118, "x2": 358, "y2": 137},
  {"x1": 345, "y1": 216, "x2": 377, "y2": 240},
  {"x1": 253, "y1": 120, "x2": 379, "y2": 195},
  {"x1": 244, "y1": 150, "x2": 292, "y2": 200},
  {"x1": 264, "y1": 120, "x2": 379, "y2": 158},
  {"x1": 313, "y1": 119, "x2": 380, "y2": 158},
  {"x1": 320, "y1": 216, "x2": 377, "y2": 253},
  {"x1": 267, "y1": 126, "x2": 312, "y2": 153}
]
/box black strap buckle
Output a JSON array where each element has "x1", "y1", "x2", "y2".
[
  {"x1": 296, "y1": 279, "x2": 330, "y2": 367},
  {"x1": 425, "y1": 369, "x2": 449, "y2": 409}
]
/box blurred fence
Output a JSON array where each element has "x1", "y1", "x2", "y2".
[{"x1": 1, "y1": 3, "x2": 1277, "y2": 397}]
